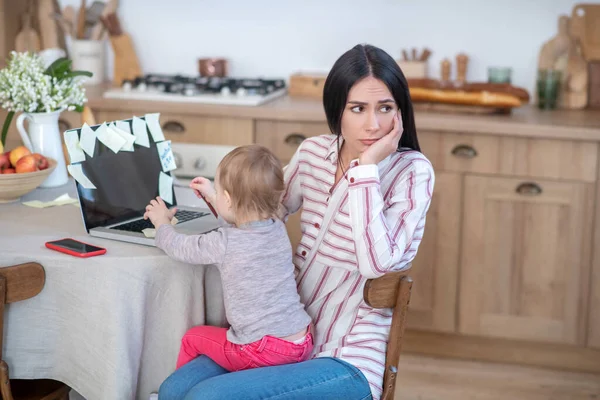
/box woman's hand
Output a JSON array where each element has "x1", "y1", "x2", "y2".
[
  {"x1": 144, "y1": 196, "x2": 177, "y2": 228},
  {"x1": 359, "y1": 111, "x2": 403, "y2": 166},
  {"x1": 190, "y1": 176, "x2": 216, "y2": 204}
]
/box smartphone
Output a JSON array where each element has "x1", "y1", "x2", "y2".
[{"x1": 45, "y1": 238, "x2": 107, "y2": 258}]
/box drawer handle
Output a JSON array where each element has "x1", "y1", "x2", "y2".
[
  {"x1": 162, "y1": 120, "x2": 185, "y2": 133},
  {"x1": 284, "y1": 133, "x2": 307, "y2": 146},
  {"x1": 516, "y1": 182, "x2": 542, "y2": 196},
  {"x1": 58, "y1": 119, "x2": 71, "y2": 133},
  {"x1": 451, "y1": 144, "x2": 477, "y2": 158}
]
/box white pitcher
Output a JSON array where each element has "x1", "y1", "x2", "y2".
[{"x1": 16, "y1": 110, "x2": 69, "y2": 188}]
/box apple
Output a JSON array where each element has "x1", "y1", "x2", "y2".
[
  {"x1": 32, "y1": 153, "x2": 49, "y2": 170},
  {"x1": 2, "y1": 168, "x2": 15, "y2": 174},
  {"x1": 9, "y1": 145, "x2": 31, "y2": 167},
  {"x1": 15, "y1": 154, "x2": 38, "y2": 173},
  {"x1": 0, "y1": 152, "x2": 9, "y2": 171}
]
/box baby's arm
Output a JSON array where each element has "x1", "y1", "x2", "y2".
[{"x1": 155, "y1": 224, "x2": 227, "y2": 265}]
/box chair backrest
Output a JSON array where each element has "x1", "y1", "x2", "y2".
[
  {"x1": 0, "y1": 262, "x2": 46, "y2": 400},
  {"x1": 0, "y1": 262, "x2": 45, "y2": 358},
  {"x1": 363, "y1": 268, "x2": 413, "y2": 400}
]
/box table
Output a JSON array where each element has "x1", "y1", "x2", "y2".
[{"x1": 0, "y1": 181, "x2": 214, "y2": 400}]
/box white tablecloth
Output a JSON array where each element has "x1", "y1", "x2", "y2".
[{"x1": 0, "y1": 181, "x2": 213, "y2": 400}]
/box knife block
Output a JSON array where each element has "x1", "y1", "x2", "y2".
[{"x1": 109, "y1": 34, "x2": 142, "y2": 86}]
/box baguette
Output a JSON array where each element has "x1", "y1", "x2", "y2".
[
  {"x1": 407, "y1": 78, "x2": 530, "y2": 102},
  {"x1": 408, "y1": 87, "x2": 522, "y2": 108}
]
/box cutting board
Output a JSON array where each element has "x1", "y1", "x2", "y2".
[
  {"x1": 570, "y1": 4, "x2": 600, "y2": 61},
  {"x1": 37, "y1": 0, "x2": 63, "y2": 49},
  {"x1": 15, "y1": 12, "x2": 41, "y2": 53}
]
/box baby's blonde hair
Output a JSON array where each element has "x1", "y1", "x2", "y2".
[{"x1": 217, "y1": 144, "x2": 284, "y2": 220}]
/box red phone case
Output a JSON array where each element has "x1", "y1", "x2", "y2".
[{"x1": 45, "y1": 238, "x2": 107, "y2": 258}]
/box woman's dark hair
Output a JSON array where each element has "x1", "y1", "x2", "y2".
[{"x1": 322, "y1": 43, "x2": 420, "y2": 153}]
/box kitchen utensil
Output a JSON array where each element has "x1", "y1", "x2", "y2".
[
  {"x1": 15, "y1": 11, "x2": 41, "y2": 53},
  {"x1": 83, "y1": 1, "x2": 105, "y2": 39},
  {"x1": 402, "y1": 49, "x2": 409, "y2": 61},
  {"x1": 570, "y1": 4, "x2": 600, "y2": 61},
  {"x1": 51, "y1": 12, "x2": 74, "y2": 37},
  {"x1": 411, "y1": 48, "x2": 417, "y2": 61},
  {"x1": 102, "y1": 12, "x2": 142, "y2": 85},
  {"x1": 76, "y1": 0, "x2": 87, "y2": 39},
  {"x1": 85, "y1": 1, "x2": 105, "y2": 24},
  {"x1": 62, "y1": 5, "x2": 76, "y2": 36},
  {"x1": 456, "y1": 53, "x2": 469, "y2": 84},
  {"x1": 441, "y1": 59, "x2": 451, "y2": 82},
  {"x1": 90, "y1": 0, "x2": 117, "y2": 40},
  {"x1": 420, "y1": 48, "x2": 432, "y2": 61},
  {"x1": 198, "y1": 58, "x2": 228, "y2": 77}
]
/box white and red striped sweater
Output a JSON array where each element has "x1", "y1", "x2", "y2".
[{"x1": 281, "y1": 134, "x2": 435, "y2": 399}]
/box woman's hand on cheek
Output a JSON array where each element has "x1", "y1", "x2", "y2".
[
  {"x1": 359, "y1": 111, "x2": 403, "y2": 166},
  {"x1": 143, "y1": 196, "x2": 177, "y2": 228}
]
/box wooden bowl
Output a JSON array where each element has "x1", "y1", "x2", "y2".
[{"x1": 0, "y1": 158, "x2": 57, "y2": 203}]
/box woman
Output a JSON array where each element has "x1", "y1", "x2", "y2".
[{"x1": 158, "y1": 43, "x2": 435, "y2": 400}]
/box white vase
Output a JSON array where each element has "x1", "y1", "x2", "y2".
[{"x1": 16, "y1": 109, "x2": 69, "y2": 188}]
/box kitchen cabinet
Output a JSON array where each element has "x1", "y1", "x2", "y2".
[
  {"x1": 405, "y1": 172, "x2": 461, "y2": 332},
  {"x1": 459, "y1": 175, "x2": 593, "y2": 345},
  {"x1": 80, "y1": 92, "x2": 600, "y2": 373}
]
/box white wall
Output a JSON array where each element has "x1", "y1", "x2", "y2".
[{"x1": 60, "y1": 0, "x2": 585, "y2": 99}]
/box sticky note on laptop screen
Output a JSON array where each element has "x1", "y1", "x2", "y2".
[{"x1": 74, "y1": 120, "x2": 174, "y2": 230}]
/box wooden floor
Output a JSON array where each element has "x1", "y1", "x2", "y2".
[{"x1": 395, "y1": 354, "x2": 600, "y2": 400}]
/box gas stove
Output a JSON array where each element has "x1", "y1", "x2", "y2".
[{"x1": 103, "y1": 74, "x2": 288, "y2": 106}]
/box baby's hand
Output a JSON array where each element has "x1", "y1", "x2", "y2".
[
  {"x1": 190, "y1": 176, "x2": 216, "y2": 204},
  {"x1": 144, "y1": 196, "x2": 177, "y2": 228}
]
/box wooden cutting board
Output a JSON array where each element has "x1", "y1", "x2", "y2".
[
  {"x1": 15, "y1": 12, "x2": 41, "y2": 53},
  {"x1": 570, "y1": 4, "x2": 600, "y2": 61}
]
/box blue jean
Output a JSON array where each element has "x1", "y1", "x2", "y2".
[{"x1": 158, "y1": 355, "x2": 373, "y2": 400}]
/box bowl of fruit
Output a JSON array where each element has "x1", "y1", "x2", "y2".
[{"x1": 0, "y1": 145, "x2": 56, "y2": 203}]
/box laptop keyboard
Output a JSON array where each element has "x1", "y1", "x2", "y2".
[{"x1": 110, "y1": 210, "x2": 210, "y2": 233}]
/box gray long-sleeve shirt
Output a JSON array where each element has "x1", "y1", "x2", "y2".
[{"x1": 155, "y1": 218, "x2": 312, "y2": 344}]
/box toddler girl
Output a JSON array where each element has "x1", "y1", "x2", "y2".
[{"x1": 143, "y1": 144, "x2": 313, "y2": 372}]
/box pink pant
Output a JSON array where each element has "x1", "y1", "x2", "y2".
[{"x1": 176, "y1": 325, "x2": 314, "y2": 372}]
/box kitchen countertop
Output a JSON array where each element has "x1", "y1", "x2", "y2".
[{"x1": 84, "y1": 84, "x2": 600, "y2": 142}]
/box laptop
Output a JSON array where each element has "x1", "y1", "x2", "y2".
[{"x1": 72, "y1": 118, "x2": 222, "y2": 247}]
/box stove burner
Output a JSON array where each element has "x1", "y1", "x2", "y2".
[{"x1": 121, "y1": 74, "x2": 287, "y2": 97}]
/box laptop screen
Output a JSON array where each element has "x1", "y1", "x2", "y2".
[{"x1": 73, "y1": 118, "x2": 176, "y2": 231}]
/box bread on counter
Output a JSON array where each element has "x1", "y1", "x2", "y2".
[{"x1": 407, "y1": 78, "x2": 529, "y2": 109}]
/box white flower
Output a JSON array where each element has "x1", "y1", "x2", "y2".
[{"x1": 0, "y1": 51, "x2": 88, "y2": 113}]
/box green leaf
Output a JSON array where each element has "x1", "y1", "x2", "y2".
[
  {"x1": 71, "y1": 104, "x2": 84, "y2": 112},
  {"x1": 64, "y1": 70, "x2": 94, "y2": 79},
  {"x1": 44, "y1": 57, "x2": 72, "y2": 79},
  {"x1": 1, "y1": 110, "x2": 15, "y2": 148}
]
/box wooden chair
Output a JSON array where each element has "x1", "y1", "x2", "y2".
[
  {"x1": 0, "y1": 262, "x2": 71, "y2": 400},
  {"x1": 364, "y1": 267, "x2": 413, "y2": 400}
]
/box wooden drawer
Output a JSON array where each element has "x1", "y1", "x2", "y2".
[
  {"x1": 420, "y1": 131, "x2": 598, "y2": 182},
  {"x1": 255, "y1": 120, "x2": 329, "y2": 163},
  {"x1": 95, "y1": 111, "x2": 254, "y2": 146}
]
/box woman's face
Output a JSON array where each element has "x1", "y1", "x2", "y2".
[{"x1": 340, "y1": 76, "x2": 400, "y2": 160}]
